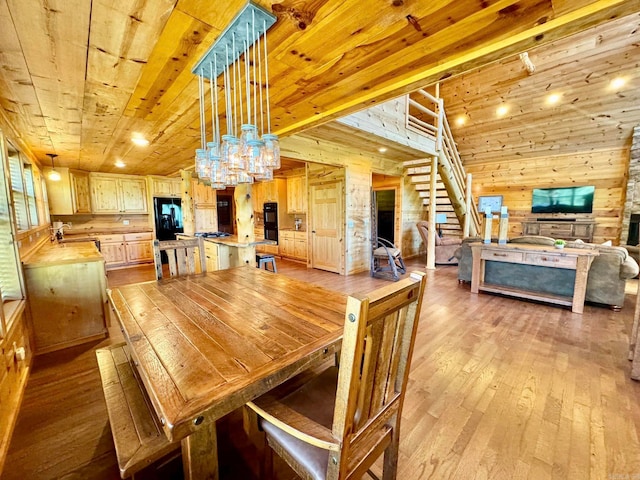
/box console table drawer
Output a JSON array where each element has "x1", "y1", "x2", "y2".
[
  {"x1": 524, "y1": 253, "x2": 577, "y2": 268},
  {"x1": 481, "y1": 249, "x2": 523, "y2": 263}
]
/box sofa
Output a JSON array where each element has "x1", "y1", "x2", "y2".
[
  {"x1": 455, "y1": 235, "x2": 640, "y2": 310},
  {"x1": 416, "y1": 221, "x2": 461, "y2": 265}
]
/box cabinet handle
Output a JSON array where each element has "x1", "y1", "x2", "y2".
[{"x1": 492, "y1": 253, "x2": 508, "y2": 257}]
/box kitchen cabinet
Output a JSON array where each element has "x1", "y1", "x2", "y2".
[
  {"x1": 192, "y1": 180, "x2": 217, "y2": 206},
  {"x1": 149, "y1": 176, "x2": 181, "y2": 197},
  {"x1": 97, "y1": 234, "x2": 127, "y2": 268},
  {"x1": 124, "y1": 232, "x2": 154, "y2": 264},
  {"x1": 253, "y1": 179, "x2": 286, "y2": 212},
  {"x1": 90, "y1": 173, "x2": 148, "y2": 214},
  {"x1": 23, "y1": 242, "x2": 108, "y2": 354},
  {"x1": 44, "y1": 167, "x2": 92, "y2": 215},
  {"x1": 96, "y1": 232, "x2": 153, "y2": 269},
  {"x1": 195, "y1": 207, "x2": 218, "y2": 233},
  {"x1": 287, "y1": 176, "x2": 307, "y2": 214},
  {"x1": 279, "y1": 230, "x2": 307, "y2": 260}
]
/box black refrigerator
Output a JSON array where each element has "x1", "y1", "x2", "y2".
[{"x1": 154, "y1": 197, "x2": 184, "y2": 241}]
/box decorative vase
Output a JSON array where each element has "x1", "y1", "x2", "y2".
[{"x1": 555, "y1": 244, "x2": 565, "y2": 249}]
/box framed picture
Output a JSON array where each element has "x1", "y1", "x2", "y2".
[{"x1": 478, "y1": 195, "x2": 503, "y2": 214}]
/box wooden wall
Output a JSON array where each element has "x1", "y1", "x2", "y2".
[
  {"x1": 466, "y1": 148, "x2": 629, "y2": 244},
  {"x1": 345, "y1": 167, "x2": 371, "y2": 275}
]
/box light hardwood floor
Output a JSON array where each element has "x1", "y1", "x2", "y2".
[{"x1": 3, "y1": 259, "x2": 640, "y2": 479}]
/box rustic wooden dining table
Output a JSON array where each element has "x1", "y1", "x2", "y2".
[{"x1": 108, "y1": 266, "x2": 347, "y2": 479}]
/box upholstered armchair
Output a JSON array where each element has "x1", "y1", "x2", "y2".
[{"x1": 416, "y1": 220, "x2": 461, "y2": 265}]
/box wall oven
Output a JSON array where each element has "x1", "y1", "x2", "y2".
[{"x1": 264, "y1": 202, "x2": 278, "y2": 243}]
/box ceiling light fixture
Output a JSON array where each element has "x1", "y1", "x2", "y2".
[
  {"x1": 455, "y1": 115, "x2": 467, "y2": 126},
  {"x1": 546, "y1": 93, "x2": 561, "y2": 105},
  {"x1": 192, "y1": 1, "x2": 279, "y2": 189},
  {"x1": 115, "y1": 160, "x2": 126, "y2": 168},
  {"x1": 496, "y1": 104, "x2": 509, "y2": 117},
  {"x1": 378, "y1": 147, "x2": 387, "y2": 153},
  {"x1": 131, "y1": 135, "x2": 149, "y2": 147},
  {"x1": 610, "y1": 77, "x2": 626, "y2": 90},
  {"x1": 46, "y1": 153, "x2": 61, "y2": 181}
]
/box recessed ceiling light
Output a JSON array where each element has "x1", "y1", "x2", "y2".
[
  {"x1": 378, "y1": 147, "x2": 387, "y2": 153},
  {"x1": 546, "y1": 93, "x2": 561, "y2": 105},
  {"x1": 115, "y1": 160, "x2": 126, "y2": 168},
  {"x1": 496, "y1": 104, "x2": 509, "y2": 117},
  {"x1": 455, "y1": 115, "x2": 467, "y2": 126},
  {"x1": 610, "y1": 77, "x2": 626, "y2": 90},
  {"x1": 131, "y1": 134, "x2": 149, "y2": 146}
]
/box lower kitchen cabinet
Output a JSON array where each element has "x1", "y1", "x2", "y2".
[
  {"x1": 23, "y1": 242, "x2": 108, "y2": 354},
  {"x1": 279, "y1": 230, "x2": 307, "y2": 261},
  {"x1": 97, "y1": 235, "x2": 126, "y2": 268},
  {"x1": 97, "y1": 232, "x2": 154, "y2": 269},
  {"x1": 124, "y1": 232, "x2": 154, "y2": 264}
]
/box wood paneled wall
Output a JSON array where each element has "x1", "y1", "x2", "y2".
[
  {"x1": 345, "y1": 167, "x2": 371, "y2": 275},
  {"x1": 466, "y1": 148, "x2": 630, "y2": 244}
]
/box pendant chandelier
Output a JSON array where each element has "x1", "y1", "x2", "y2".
[{"x1": 192, "y1": 1, "x2": 280, "y2": 189}]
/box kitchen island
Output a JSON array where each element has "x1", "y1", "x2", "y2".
[
  {"x1": 176, "y1": 234, "x2": 276, "y2": 271},
  {"x1": 23, "y1": 241, "x2": 108, "y2": 354}
]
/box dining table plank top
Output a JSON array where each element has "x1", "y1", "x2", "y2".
[{"x1": 108, "y1": 266, "x2": 346, "y2": 443}]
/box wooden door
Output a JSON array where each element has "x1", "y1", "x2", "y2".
[
  {"x1": 310, "y1": 181, "x2": 342, "y2": 273},
  {"x1": 119, "y1": 178, "x2": 148, "y2": 213}
]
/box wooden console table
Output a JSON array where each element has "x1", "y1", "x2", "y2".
[{"x1": 470, "y1": 242, "x2": 599, "y2": 314}]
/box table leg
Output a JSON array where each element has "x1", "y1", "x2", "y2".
[
  {"x1": 182, "y1": 421, "x2": 218, "y2": 480},
  {"x1": 471, "y1": 247, "x2": 481, "y2": 294},
  {"x1": 571, "y1": 256, "x2": 590, "y2": 314}
]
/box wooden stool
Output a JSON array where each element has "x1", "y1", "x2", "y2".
[{"x1": 256, "y1": 253, "x2": 277, "y2": 273}]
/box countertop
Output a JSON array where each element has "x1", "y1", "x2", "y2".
[
  {"x1": 23, "y1": 241, "x2": 103, "y2": 268},
  {"x1": 179, "y1": 234, "x2": 276, "y2": 248},
  {"x1": 64, "y1": 228, "x2": 153, "y2": 237},
  {"x1": 279, "y1": 228, "x2": 307, "y2": 232}
]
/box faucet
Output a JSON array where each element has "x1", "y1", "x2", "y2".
[{"x1": 52, "y1": 222, "x2": 71, "y2": 241}]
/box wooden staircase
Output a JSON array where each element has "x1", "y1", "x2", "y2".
[{"x1": 404, "y1": 88, "x2": 480, "y2": 237}]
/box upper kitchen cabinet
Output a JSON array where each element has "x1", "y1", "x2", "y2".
[
  {"x1": 90, "y1": 173, "x2": 148, "y2": 214},
  {"x1": 149, "y1": 176, "x2": 181, "y2": 198},
  {"x1": 192, "y1": 180, "x2": 216, "y2": 206},
  {"x1": 287, "y1": 175, "x2": 307, "y2": 214},
  {"x1": 43, "y1": 167, "x2": 91, "y2": 215}
]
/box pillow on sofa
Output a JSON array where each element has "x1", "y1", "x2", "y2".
[{"x1": 509, "y1": 236, "x2": 555, "y2": 246}]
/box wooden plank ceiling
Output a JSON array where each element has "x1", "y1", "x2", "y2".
[
  {"x1": 0, "y1": 0, "x2": 638, "y2": 176},
  {"x1": 440, "y1": 11, "x2": 640, "y2": 165}
]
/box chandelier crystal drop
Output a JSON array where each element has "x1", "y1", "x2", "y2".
[{"x1": 192, "y1": 1, "x2": 279, "y2": 190}]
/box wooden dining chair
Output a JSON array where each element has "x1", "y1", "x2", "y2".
[
  {"x1": 246, "y1": 270, "x2": 427, "y2": 480},
  {"x1": 153, "y1": 237, "x2": 206, "y2": 279}
]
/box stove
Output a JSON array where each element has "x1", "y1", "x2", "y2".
[{"x1": 195, "y1": 232, "x2": 231, "y2": 238}]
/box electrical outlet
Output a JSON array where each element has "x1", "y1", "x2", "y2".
[{"x1": 123, "y1": 220, "x2": 130, "y2": 225}]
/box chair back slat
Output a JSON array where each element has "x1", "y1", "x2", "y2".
[
  {"x1": 332, "y1": 271, "x2": 426, "y2": 461},
  {"x1": 153, "y1": 237, "x2": 206, "y2": 279}
]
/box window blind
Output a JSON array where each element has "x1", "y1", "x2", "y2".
[
  {"x1": 0, "y1": 151, "x2": 23, "y2": 302},
  {"x1": 8, "y1": 154, "x2": 28, "y2": 231}
]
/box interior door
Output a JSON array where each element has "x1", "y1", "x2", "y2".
[{"x1": 310, "y1": 181, "x2": 342, "y2": 273}]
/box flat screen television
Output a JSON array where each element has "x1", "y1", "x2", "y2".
[{"x1": 531, "y1": 186, "x2": 595, "y2": 214}]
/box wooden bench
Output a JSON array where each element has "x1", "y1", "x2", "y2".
[{"x1": 96, "y1": 342, "x2": 180, "y2": 478}]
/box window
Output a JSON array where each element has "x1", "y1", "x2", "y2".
[
  {"x1": 7, "y1": 149, "x2": 28, "y2": 231},
  {"x1": 23, "y1": 164, "x2": 39, "y2": 226},
  {"x1": 0, "y1": 132, "x2": 25, "y2": 335}
]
